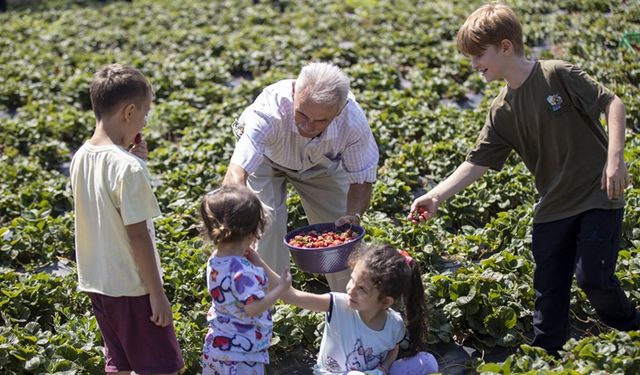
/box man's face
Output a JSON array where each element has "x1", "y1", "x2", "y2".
[{"x1": 293, "y1": 88, "x2": 341, "y2": 138}]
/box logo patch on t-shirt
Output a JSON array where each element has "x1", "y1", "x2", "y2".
[{"x1": 546, "y1": 94, "x2": 564, "y2": 111}]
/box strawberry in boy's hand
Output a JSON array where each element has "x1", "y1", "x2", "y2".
[
  {"x1": 130, "y1": 133, "x2": 148, "y2": 160},
  {"x1": 407, "y1": 207, "x2": 428, "y2": 223}
]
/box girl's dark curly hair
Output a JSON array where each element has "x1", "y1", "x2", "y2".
[
  {"x1": 200, "y1": 184, "x2": 267, "y2": 245},
  {"x1": 349, "y1": 244, "x2": 428, "y2": 353}
]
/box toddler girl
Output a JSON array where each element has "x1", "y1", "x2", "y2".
[{"x1": 199, "y1": 184, "x2": 291, "y2": 375}]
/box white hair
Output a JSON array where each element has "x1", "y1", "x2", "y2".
[{"x1": 294, "y1": 62, "x2": 350, "y2": 108}]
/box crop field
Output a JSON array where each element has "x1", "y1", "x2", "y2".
[{"x1": 1, "y1": 0, "x2": 639, "y2": 373}]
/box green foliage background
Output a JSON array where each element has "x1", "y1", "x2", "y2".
[{"x1": 1, "y1": 0, "x2": 639, "y2": 373}]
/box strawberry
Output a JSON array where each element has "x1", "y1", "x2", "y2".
[
  {"x1": 134, "y1": 133, "x2": 142, "y2": 144},
  {"x1": 408, "y1": 207, "x2": 428, "y2": 222}
]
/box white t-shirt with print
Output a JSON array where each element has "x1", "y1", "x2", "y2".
[{"x1": 315, "y1": 293, "x2": 406, "y2": 374}]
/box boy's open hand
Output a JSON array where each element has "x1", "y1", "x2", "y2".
[
  {"x1": 601, "y1": 159, "x2": 630, "y2": 199},
  {"x1": 129, "y1": 133, "x2": 149, "y2": 160},
  {"x1": 408, "y1": 194, "x2": 439, "y2": 223},
  {"x1": 149, "y1": 291, "x2": 173, "y2": 327}
]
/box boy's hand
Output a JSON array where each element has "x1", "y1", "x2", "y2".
[
  {"x1": 129, "y1": 133, "x2": 149, "y2": 160},
  {"x1": 408, "y1": 194, "x2": 439, "y2": 223},
  {"x1": 149, "y1": 291, "x2": 173, "y2": 327},
  {"x1": 601, "y1": 159, "x2": 630, "y2": 199}
]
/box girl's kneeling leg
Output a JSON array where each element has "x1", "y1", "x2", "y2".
[{"x1": 389, "y1": 352, "x2": 438, "y2": 375}]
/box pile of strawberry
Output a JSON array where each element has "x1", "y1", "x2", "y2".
[
  {"x1": 407, "y1": 207, "x2": 428, "y2": 223},
  {"x1": 288, "y1": 228, "x2": 358, "y2": 249}
]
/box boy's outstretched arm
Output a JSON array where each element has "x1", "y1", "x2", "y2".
[
  {"x1": 126, "y1": 221, "x2": 173, "y2": 327},
  {"x1": 409, "y1": 161, "x2": 489, "y2": 222},
  {"x1": 602, "y1": 95, "x2": 630, "y2": 199}
]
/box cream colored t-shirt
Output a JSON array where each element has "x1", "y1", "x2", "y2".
[{"x1": 70, "y1": 142, "x2": 162, "y2": 296}]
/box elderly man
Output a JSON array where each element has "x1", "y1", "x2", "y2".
[{"x1": 223, "y1": 62, "x2": 379, "y2": 292}]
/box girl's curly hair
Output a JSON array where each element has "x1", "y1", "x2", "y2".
[{"x1": 349, "y1": 244, "x2": 429, "y2": 353}]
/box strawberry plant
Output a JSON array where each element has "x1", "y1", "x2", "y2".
[{"x1": 1, "y1": 0, "x2": 640, "y2": 373}]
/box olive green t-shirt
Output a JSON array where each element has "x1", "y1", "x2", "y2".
[{"x1": 466, "y1": 60, "x2": 624, "y2": 223}]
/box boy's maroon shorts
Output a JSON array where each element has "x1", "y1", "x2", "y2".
[{"x1": 88, "y1": 292, "x2": 185, "y2": 374}]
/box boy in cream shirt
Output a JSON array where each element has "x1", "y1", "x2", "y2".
[{"x1": 70, "y1": 63, "x2": 183, "y2": 374}]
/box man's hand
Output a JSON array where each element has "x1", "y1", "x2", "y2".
[
  {"x1": 408, "y1": 194, "x2": 440, "y2": 223},
  {"x1": 149, "y1": 291, "x2": 173, "y2": 327},
  {"x1": 335, "y1": 214, "x2": 360, "y2": 227},
  {"x1": 601, "y1": 159, "x2": 630, "y2": 199}
]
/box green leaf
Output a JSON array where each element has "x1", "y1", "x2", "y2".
[{"x1": 24, "y1": 355, "x2": 42, "y2": 371}]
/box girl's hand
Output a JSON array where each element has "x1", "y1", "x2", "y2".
[
  {"x1": 129, "y1": 133, "x2": 148, "y2": 160},
  {"x1": 244, "y1": 246, "x2": 263, "y2": 265}
]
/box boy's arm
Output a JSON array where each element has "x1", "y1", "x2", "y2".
[
  {"x1": 602, "y1": 95, "x2": 630, "y2": 199},
  {"x1": 244, "y1": 268, "x2": 291, "y2": 317},
  {"x1": 409, "y1": 161, "x2": 489, "y2": 221},
  {"x1": 126, "y1": 221, "x2": 173, "y2": 327}
]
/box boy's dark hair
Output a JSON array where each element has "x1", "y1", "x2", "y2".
[
  {"x1": 457, "y1": 2, "x2": 524, "y2": 57},
  {"x1": 90, "y1": 63, "x2": 153, "y2": 120},
  {"x1": 200, "y1": 184, "x2": 267, "y2": 245},
  {"x1": 349, "y1": 245, "x2": 428, "y2": 353}
]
